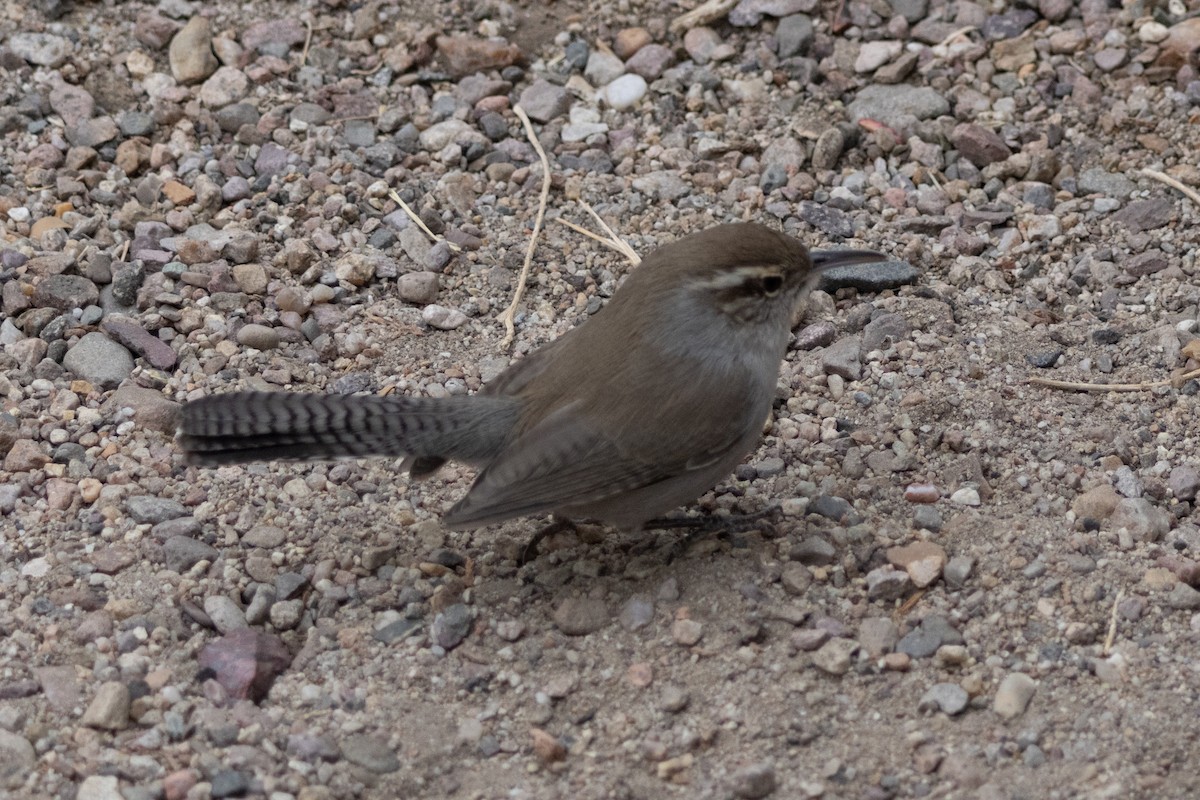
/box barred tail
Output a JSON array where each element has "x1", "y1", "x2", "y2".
[{"x1": 177, "y1": 391, "x2": 517, "y2": 466}]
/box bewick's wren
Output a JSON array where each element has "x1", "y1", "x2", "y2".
[{"x1": 179, "y1": 223, "x2": 885, "y2": 529}]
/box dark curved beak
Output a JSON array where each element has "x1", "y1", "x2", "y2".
[{"x1": 810, "y1": 249, "x2": 889, "y2": 270}]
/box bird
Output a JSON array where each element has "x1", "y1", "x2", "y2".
[{"x1": 178, "y1": 223, "x2": 885, "y2": 531}]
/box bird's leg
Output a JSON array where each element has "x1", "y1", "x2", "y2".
[
  {"x1": 518, "y1": 517, "x2": 579, "y2": 566},
  {"x1": 646, "y1": 506, "x2": 781, "y2": 560},
  {"x1": 645, "y1": 505, "x2": 781, "y2": 531}
]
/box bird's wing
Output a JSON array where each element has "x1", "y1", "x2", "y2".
[{"x1": 442, "y1": 395, "x2": 754, "y2": 529}]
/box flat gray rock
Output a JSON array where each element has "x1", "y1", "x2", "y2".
[
  {"x1": 63, "y1": 332, "x2": 134, "y2": 389},
  {"x1": 847, "y1": 84, "x2": 950, "y2": 124}
]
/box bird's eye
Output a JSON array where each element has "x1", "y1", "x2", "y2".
[{"x1": 760, "y1": 274, "x2": 784, "y2": 295}]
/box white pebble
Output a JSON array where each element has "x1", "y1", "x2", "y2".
[
  {"x1": 422, "y1": 305, "x2": 468, "y2": 330},
  {"x1": 950, "y1": 487, "x2": 981, "y2": 506},
  {"x1": 1138, "y1": 21, "x2": 1169, "y2": 43},
  {"x1": 601, "y1": 74, "x2": 647, "y2": 110}
]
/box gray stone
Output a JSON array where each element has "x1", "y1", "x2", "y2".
[
  {"x1": 919, "y1": 683, "x2": 969, "y2": 715},
  {"x1": 584, "y1": 50, "x2": 625, "y2": 85},
  {"x1": 81, "y1": 682, "x2": 131, "y2": 730},
  {"x1": 242, "y1": 525, "x2": 286, "y2": 548},
  {"x1": 1167, "y1": 582, "x2": 1200, "y2": 610},
  {"x1": 9, "y1": 32, "x2": 73, "y2": 67},
  {"x1": 342, "y1": 734, "x2": 400, "y2": 773},
  {"x1": 1125, "y1": 251, "x2": 1168, "y2": 277},
  {"x1": 731, "y1": 761, "x2": 777, "y2": 799},
  {"x1": 791, "y1": 534, "x2": 837, "y2": 563},
  {"x1": 1110, "y1": 197, "x2": 1175, "y2": 232},
  {"x1": 255, "y1": 142, "x2": 290, "y2": 176},
  {"x1": 32, "y1": 274, "x2": 98, "y2": 310},
  {"x1": 1111, "y1": 497, "x2": 1170, "y2": 542},
  {"x1": 777, "y1": 14, "x2": 814, "y2": 57},
  {"x1": 127, "y1": 495, "x2": 187, "y2": 524},
  {"x1": 821, "y1": 336, "x2": 862, "y2": 380},
  {"x1": 897, "y1": 624, "x2": 944, "y2": 658},
  {"x1": 418, "y1": 119, "x2": 479, "y2": 151},
  {"x1": 237, "y1": 323, "x2": 280, "y2": 350},
  {"x1": 276, "y1": 572, "x2": 309, "y2": 600},
  {"x1": 867, "y1": 566, "x2": 911, "y2": 602},
  {"x1": 397, "y1": 271, "x2": 440, "y2": 304},
  {"x1": 729, "y1": 0, "x2": 815, "y2": 25},
  {"x1": 1093, "y1": 48, "x2": 1127, "y2": 72},
  {"x1": 269, "y1": 600, "x2": 304, "y2": 630},
  {"x1": 291, "y1": 102, "x2": 332, "y2": 127},
  {"x1": 210, "y1": 770, "x2": 250, "y2": 799},
  {"x1": 861, "y1": 312, "x2": 911, "y2": 352},
  {"x1": 811, "y1": 637, "x2": 857, "y2": 675},
  {"x1": 66, "y1": 116, "x2": 120, "y2": 148},
  {"x1": 245, "y1": 586, "x2": 275, "y2": 625},
  {"x1": 100, "y1": 319, "x2": 178, "y2": 369},
  {"x1": 858, "y1": 617, "x2": 899, "y2": 657},
  {"x1": 553, "y1": 596, "x2": 610, "y2": 635},
  {"x1": 618, "y1": 597, "x2": 654, "y2": 630},
  {"x1": 794, "y1": 321, "x2": 837, "y2": 350},
  {"x1": 518, "y1": 80, "x2": 571, "y2": 122},
  {"x1": 625, "y1": 44, "x2": 674, "y2": 80},
  {"x1": 119, "y1": 111, "x2": 155, "y2": 137},
  {"x1": 199, "y1": 66, "x2": 249, "y2": 107},
  {"x1": 951, "y1": 123, "x2": 1011, "y2": 167},
  {"x1": 818, "y1": 259, "x2": 921, "y2": 293},
  {"x1": 944, "y1": 555, "x2": 973, "y2": 588},
  {"x1": 0, "y1": 729, "x2": 35, "y2": 780},
  {"x1": 631, "y1": 170, "x2": 689, "y2": 200},
  {"x1": 1077, "y1": 168, "x2": 1137, "y2": 199},
  {"x1": 217, "y1": 104, "x2": 261, "y2": 136},
  {"x1": 981, "y1": 9, "x2": 1038, "y2": 39},
  {"x1": 799, "y1": 201, "x2": 854, "y2": 238},
  {"x1": 780, "y1": 562, "x2": 812, "y2": 596},
  {"x1": 75, "y1": 776, "x2": 123, "y2": 800},
  {"x1": 169, "y1": 16, "x2": 218, "y2": 83},
  {"x1": 1169, "y1": 465, "x2": 1200, "y2": 501},
  {"x1": 48, "y1": 83, "x2": 94, "y2": 126},
  {"x1": 204, "y1": 595, "x2": 248, "y2": 633},
  {"x1": 994, "y1": 673, "x2": 1037, "y2": 719},
  {"x1": 811, "y1": 127, "x2": 845, "y2": 170},
  {"x1": 105, "y1": 385, "x2": 181, "y2": 436},
  {"x1": 373, "y1": 617, "x2": 420, "y2": 644},
  {"x1": 422, "y1": 304, "x2": 467, "y2": 330},
  {"x1": 456, "y1": 75, "x2": 511, "y2": 106},
  {"x1": 63, "y1": 333, "x2": 134, "y2": 389},
  {"x1": 847, "y1": 84, "x2": 949, "y2": 125},
  {"x1": 890, "y1": 0, "x2": 927, "y2": 23},
  {"x1": 431, "y1": 604, "x2": 472, "y2": 650},
  {"x1": 761, "y1": 136, "x2": 806, "y2": 174}
]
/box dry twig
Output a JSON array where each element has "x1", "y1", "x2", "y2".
[
  {"x1": 670, "y1": 0, "x2": 739, "y2": 32},
  {"x1": 1028, "y1": 366, "x2": 1200, "y2": 392},
  {"x1": 300, "y1": 19, "x2": 314, "y2": 67},
  {"x1": 553, "y1": 202, "x2": 640, "y2": 265},
  {"x1": 1141, "y1": 168, "x2": 1200, "y2": 208},
  {"x1": 895, "y1": 589, "x2": 926, "y2": 620},
  {"x1": 1103, "y1": 589, "x2": 1123, "y2": 656},
  {"x1": 578, "y1": 200, "x2": 640, "y2": 264},
  {"x1": 387, "y1": 190, "x2": 461, "y2": 252},
  {"x1": 497, "y1": 104, "x2": 552, "y2": 349},
  {"x1": 936, "y1": 25, "x2": 978, "y2": 48}
]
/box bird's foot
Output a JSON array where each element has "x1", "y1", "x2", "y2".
[
  {"x1": 517, "y1": 518, "x2": 579, "y2": 566},
  {"x1": 645, "y1": 506, "x2": 781, "y2": 561}
]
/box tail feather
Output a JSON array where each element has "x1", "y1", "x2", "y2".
[{"x1": 178, "y1": 391, "x2": 516, "y2": 466}]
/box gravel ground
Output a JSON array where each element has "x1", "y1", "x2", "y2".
[{"x1": 4, "y1": 0, "x2": 1200, "y2": 798}]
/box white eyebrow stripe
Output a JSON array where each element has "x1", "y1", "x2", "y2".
[{"x1": 693, "y1": 265, "x2": 785, "y2": 289}]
